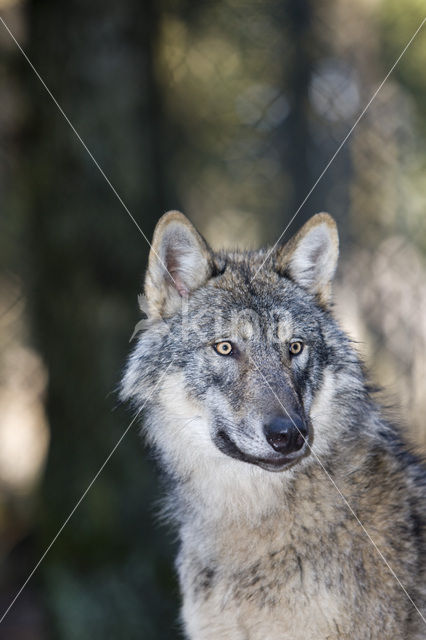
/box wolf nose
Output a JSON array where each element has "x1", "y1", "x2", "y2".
[{"x1": 263, "y1": 416, "x2": 307, "y2": 455}]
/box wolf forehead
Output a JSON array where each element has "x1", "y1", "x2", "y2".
[{"x1": 180, "y1": 255, "x2": 323, "y2": 337}]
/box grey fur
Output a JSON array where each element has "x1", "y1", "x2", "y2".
[{"x1": 121, "y1": 211, "x2": 426, "y2": 639}]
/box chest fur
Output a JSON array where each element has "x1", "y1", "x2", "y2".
[{"x1": 177, "y1": 516, "x2": 411, "y2": 640}]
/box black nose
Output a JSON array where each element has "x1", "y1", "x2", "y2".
[{"x1": 263, "y1": 415, "x2": 308, "y2": 455}]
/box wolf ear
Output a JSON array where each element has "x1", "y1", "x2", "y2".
[
  {"x1": 144, "y1": 210, "x2": 215, "y2": 317},
  {"x1": 276, "y1": 213, "x2": 339, "y2": 307}
]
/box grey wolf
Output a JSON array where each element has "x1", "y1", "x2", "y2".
[{"x1": 121, "y1": 210, "x2": 426, "y2": 639}]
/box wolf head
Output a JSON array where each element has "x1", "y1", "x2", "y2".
[{"x1": 121, "y1": 211, "x2": 368, "y2": 489}]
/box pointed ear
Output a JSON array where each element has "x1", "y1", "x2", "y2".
[
  {"x1": 276, "y1": 213, "x2": 339, "y2": 307},
  {"x1": 144, "y1": 211, "x2": 215, "y2": 317}
]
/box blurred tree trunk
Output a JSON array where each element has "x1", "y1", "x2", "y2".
[
  {"x1": 282, "y1": 0, "x2": 315, "y2": 226},
  {"x1": 278, "y1": 0, "x2": 352, "y2": 239},
  {"x1": 277, "y1": 0, "x2": 348, "y2": 236},
  {"x1": 22, "y1": 0, "x2": 178, "y2": 637}
]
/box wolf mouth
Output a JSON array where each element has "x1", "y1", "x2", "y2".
[{"x1": 213, "y1": 430, "x2": 308, "y2": 472}]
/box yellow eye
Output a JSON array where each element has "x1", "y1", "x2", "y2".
[
  {"x1": 289, "y1": 341, "x2": 304, "y2": 356},
  {"x1": 214, "y1": 341, "x2": 233, "y2": 356}
]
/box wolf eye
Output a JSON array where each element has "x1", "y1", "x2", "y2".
[
  {"x1": 289, "y1": 341, "x2": 304, "y2": 356},
  {"x1": 214, "y1": 341, "x2": 233, "y2": 356}
]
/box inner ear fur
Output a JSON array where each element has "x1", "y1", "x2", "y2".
[
  {"x1": 275, "y1": 212, "x2": 339, "y2": 308},
  {"x1": 145, "y1": 210, "x2": 216, "y2": 317}
]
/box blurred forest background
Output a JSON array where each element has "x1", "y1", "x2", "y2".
[{"x1": 0, "y1": 0, "x2": 426, "y2": 638}]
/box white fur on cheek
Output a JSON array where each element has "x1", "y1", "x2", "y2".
[
  {"x1": 152, "y1": 372, "x2": 218, "y2": 467},
  {"x1": 309, "y1": 368, "x2": 363, "y2": 458}
]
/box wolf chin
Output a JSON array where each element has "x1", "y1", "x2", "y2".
[{"x1": 121, "y1": 210, "x2": 426, "y2": 639}]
